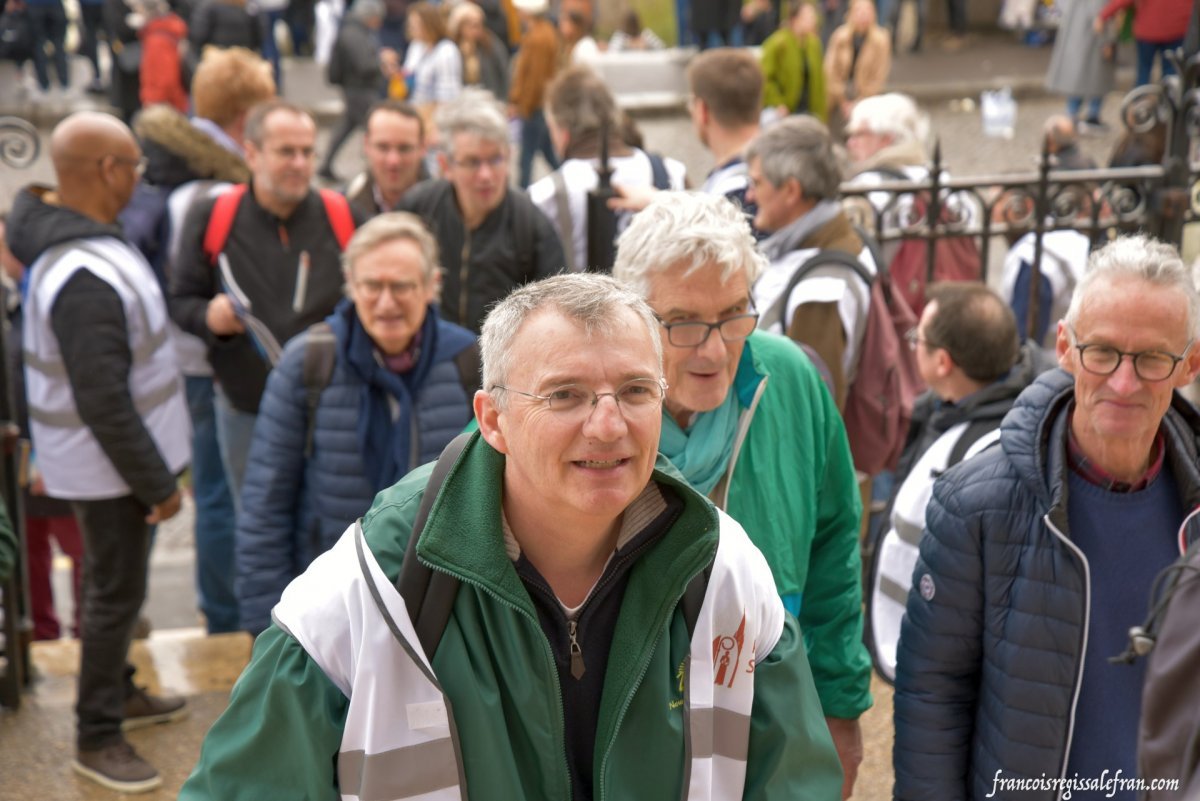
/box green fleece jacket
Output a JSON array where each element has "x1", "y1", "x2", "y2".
[
  {"x1": 721, "y1": 332, "x2": 871, "y2": 720},
  {"x1": 761, "y1": 29, "x2": 828, "y2": 121},
  {"x1": 180, "y1": 435, "x2": 843, "y2": 800}
]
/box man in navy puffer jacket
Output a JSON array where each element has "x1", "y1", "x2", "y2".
[
  {"x1": 895, "y1": 235, "x2": 1200, "y2": 801},
  {"x1": 235, "y1": 212, "x2": 478, "y2": 634}
]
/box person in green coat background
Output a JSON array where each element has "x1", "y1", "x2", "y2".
[{"x1": 761, "y1": 1, "x2": 828, "y2": 122}]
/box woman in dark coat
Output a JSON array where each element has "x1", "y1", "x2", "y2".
[{"x1": 449, "y1": 1, "x2": 508, "y2": 102}]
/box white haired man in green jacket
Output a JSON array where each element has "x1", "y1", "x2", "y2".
[{"x1": 180, "y1": 272, "x2": 842, "y2": 800}]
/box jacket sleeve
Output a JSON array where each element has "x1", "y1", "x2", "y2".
[
  {"x1": 168, "y1": 196, "x2": 220, "y2": 343},
  {"x1": 857, "y1": 32, "x2": 891, "y2": 99},
  {"x1": 235, "y1": 342, "x2": 308, "y2": 635},
  {"x1": 801, "y1": 379, "x2": 872, "y2": 720},
  {"x1": 188, "y1": 2, "x2": 211, "y2": 49},
  {"x1": 787, "y1": 300, "x2": 848, "y2": 411},
  {"x1": 760, "y1": 37, "x2": 787, "y2": 110},
  {"x1": 178, "y1": 626, "x2": 349, "y2": 800},
  {"x1": 743, "y1": 613, "x2": 845, "y2": 800},
  {"x1": 892, "y1": 471, "x2": 983, "y2": 801},
  {"x1": 823, "y1": 30, "x2": 847, "y2": 105},
  {"x1": 50, "y1": 270, "x2": 178, "y2": 508},
  {"x1": 1099, "y1": 0, "x2": 1134, "y2": 23}
]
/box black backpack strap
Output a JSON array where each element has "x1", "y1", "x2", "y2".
[
  {"x1": 945, "y1": 418, "x2": 1000, "y2": 469},
  {"x1": 646, "y1": 151, "x2": 670, "y2": 190},
  {"x1": 679, "y1": 562, "x2": 711, "y2": 638},
  {"x1": 761, "y1": 248, "x2": 871, "y2": 332},
  {"x1": 510, "y1": 193, "x2": 537, "y2": 282},
  {"x1": 301, "y1": 322, "x2": 337, "y2": 459},
  {"x1": 396, "y1": 432, "x2": 473, "y2": 659}
]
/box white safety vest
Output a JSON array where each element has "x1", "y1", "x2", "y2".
[
  {"x1": 23, "y1": 236, "x2": 190, "y2": 500},
  {"x1": 870, "y1": 422, "x2": 1000, "y2": 681},
  {"x1": 274, "y1": 508, "x2": 783, "y2": 801}
]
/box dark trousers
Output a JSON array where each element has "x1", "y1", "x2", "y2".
[
  {"x1": 321, "y1": 87, "x2": 376, "y2": 175},
  {"x1": 518, "y1": 109, "x2": 558, "y2": 189},
  {"x1": 27, "y1": 3, "x2": 71, "y2": 90},
  {"x1": 78, "y1": 2, "x2": 108, "y2": 81},
  {"x1": 946, "y1": 0, "x2": 967, "y2": 34},
  {"x1": 1135, "y1": 38, "x2": 1184, "y2": 86},
  {"x1": 73, "y1": 494, "x2": 153, "y2": 750}
]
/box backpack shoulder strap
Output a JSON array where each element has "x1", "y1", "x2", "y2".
[
  {"x1": 946, "y1": 418, "x2": 1001, "y2": 468},
  {"x1": 318, "y1": 188, "x2": 356, "y2": 249},
  {"x1": 550, "y1": 171, "x2": 577, "y2": 273},
  {"x1": 761, "y1": 248, "x2": 871, "y2": 332},
  {"x1": 509, "y1": 192, "x2": 538, "y2": 281},
  {"x1": 646, "y1": 151, "x2": 670, "y2": 190},
  {"x1": 680, "y1": 561, "x2": 711, "y2": 639},
  {"x1": 202, "y1": 183, "x2": 248, "y2": 265},
  {"x1": 396, "y1": 432, "x2": 473, "y2": 659},
  {"x1": 302, "y1": 321, "x2": 337, "y2": 459}
]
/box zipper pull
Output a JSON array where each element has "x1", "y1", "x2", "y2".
[{"x1": 568, "y1": 619, "x2": 585, "y2": 680}]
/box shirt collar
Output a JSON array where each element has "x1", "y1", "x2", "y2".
[{"x1": 1065, "y1": 407, "x2": 1166, "y2": 493}]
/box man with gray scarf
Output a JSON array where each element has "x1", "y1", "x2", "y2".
[{"x1": 746, "y1": 115, "x2": 877, "y2": 411}]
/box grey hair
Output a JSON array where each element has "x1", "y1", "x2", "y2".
[
  {"x1": 349, "y1": 0, "x2": 384, "y2": 20},
  {"x1": 743, "y1": 115, "x2": 841, "y2": 201},
  {"x1": 342, "y1": 211, "x2": 442, "y2": 298},
  {"x1": 1065, "y1": 234, "x2": 1200, "y2": 339},
  {"x1": 846, "y1": 93, "x2": 928, "y2": 147},
  {"x1": 613, "y1": 191, "x2": 766, "y2": 299},
  {"x1": 435, "y1": 88, "x2": 509, "y2": 156},
  {"x1": 479, "y1": 273, "x2": 663, "y2": 401}
]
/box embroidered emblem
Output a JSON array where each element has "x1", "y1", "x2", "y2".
[
  {"x1": 919, "y1": 573, "x2": 935, "y2": 601},
  {"x1": 712, "y1": 612, "x2": 747, "y2": 688}
]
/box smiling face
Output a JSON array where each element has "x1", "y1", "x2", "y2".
[
  {"x1": 348, "y1": 236, "x2": 436, "y2": 355},
  {"x1": 645, "y1": 261, "x2": 751, "y2": 427},
  {"x1": 1056, "y1": 274, "x2": 1200, "y2": 468},
  {"x1": 477, "y1": 306, "x2": 663, "y2": 529},
  {"x1": 365, "y1": 110, "x2": 425, "y2": 203}
]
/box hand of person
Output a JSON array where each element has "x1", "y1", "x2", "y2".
[
  {"x1": 146, "y1": 489, "x2": 182, "y2": 524},
  {"x1": 607, "y1": 183, "x2": 658, "y2": 213},
  {"x1": 30, "y1": 470, "x2": 45, "y2": 496},
  {"x1": 825, "y1": 716, "x2": 863, "y2": 800},
  {"x1": 205, "y1": 293, "x2": 245, "y2": 336},
  {"x1": 1093, "y1": 15, "x2": 1105, "y2": 34}
]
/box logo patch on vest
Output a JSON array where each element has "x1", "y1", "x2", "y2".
[
  {"x1": 919, "y1": 573, "x2": 935, "y2": 601},
  {"x1": 713, "y1": 612, "x2": 746, "y2": 688}
]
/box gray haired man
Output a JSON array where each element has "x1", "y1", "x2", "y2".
[
  {"x1": 895, "y1": 235, "x2": 1200, "y2": 799},
  {"x1": 400, "y1": 88, "x2": 566, "y2": 332},
  {"x1": 180, "y1": 272, "x2": 841, "y2": 800}
]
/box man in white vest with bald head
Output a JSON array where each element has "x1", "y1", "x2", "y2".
[{"x1": 179, "y1": 272, "x2": 842, "y2": 800}]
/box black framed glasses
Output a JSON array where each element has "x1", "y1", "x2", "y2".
[
  {"x1": 490, "y1": 378, "x2": 667, "y2": 420},
  {"x1": 1068, "y1": 325, "x2": 1192, "y2": 382},
  {"x1": 659, "y1": 311, "x2": 759, "y2": 348}
]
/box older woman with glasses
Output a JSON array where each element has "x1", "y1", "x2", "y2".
[
  {"x1": 613, "y1": 191, "x2": 871, "y2": 800},
  {"x1": 234, "y1": 212, "x2": 478, "y2": 635}
]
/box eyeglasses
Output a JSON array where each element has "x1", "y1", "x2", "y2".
[
  {"x1": 904, "y1": 327, "x2": 937, "y2": 351},
  {"x1": 1068, "y1": 326, "x2": 1191, "y2": 382},
  {"x1": 104, "y1": 155, "x2": 147, "y2": 177},
  {"x1": 354, "y1": 278, "x2": 422, "y2": 302},
  {"x1": 451, "y1": 154, "x2": 506, "y2": 172},
  {"x1": 491, "y1": 378, "x2": 667, "y2": 419},
  {"x1": 658, "y1": 312, "x2": 759, "y2": 348}
]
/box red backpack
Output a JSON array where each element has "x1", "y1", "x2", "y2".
[
  {"x1": 875, "y1": 168, "x2": 981, "y2": 316},
  {"x1": 201, "y1": 184, "x2": 355, "y2": 264}
]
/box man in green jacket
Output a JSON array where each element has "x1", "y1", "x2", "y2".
[
  {"x1": 180, "y1": 272, "x2": 842, "y2": 800},
  {"x1": 614, "y1": 191, "x2": 872, "y2": 800}
]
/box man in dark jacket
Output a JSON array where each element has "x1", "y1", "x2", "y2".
[
  {"x1": 895, "y1": 235, "x2": 1200, "y2": 800},
  {"x1": 235, "y1": 212, "x2": 477, "y2": 634},
  {"x1": 401, "y1": 88, "x2": 565, "y2": 333},
  {"x1": 7, "y1": 111, "x2": 189, "y2": 793},
  {"x1": 169, "y1": 99, "x2": 362, "y2": 506},
  {"x1": 318, "y1": 0, "x2": 387, "y2": 182},
  {"x1": 343, "y1": 100, "x2": 429, "y2": 219},
  {"x1": 868, "y1": 283, "x2": 1054, "y2": 683}
]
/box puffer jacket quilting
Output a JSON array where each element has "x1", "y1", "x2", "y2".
[{"x1": 894, "y1": 368, "x2": 1200, "y2": 801}]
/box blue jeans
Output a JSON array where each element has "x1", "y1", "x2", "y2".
[
  {"x1": 675, "y1": 0, "x2": 692, "y2": 46},
  {"x1": 1066, "y1": 96, "x2": 1103, "y2": 122},
  {"x1": 518, "y1": 109, "x2": 558, "y2": 189},
  {"x1": 186, "y1": 376, "x2": 238, "y2": 634},
  {"x1": 260, "y1": 9, "x2": 287, "y2": 90},
  {"x1": 213, "y1": 388, "x2": 258, "y2": 514},
  {"x1": 1135, "y1": 38, "x2": 1183, "y2": 86}
]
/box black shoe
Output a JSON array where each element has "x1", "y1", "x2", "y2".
[{"x1": 73, "y1": 740, "x2": 162, "y2": 793}]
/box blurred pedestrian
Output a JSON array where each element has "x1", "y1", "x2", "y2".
[
  {"x1": 137, "y1": 0, "x2": 189, "y2": 113},
  {"x1": 319, "y1": 0, "x2": 388, "y2": 182},
  {"x1": 403, "y1": 1, "x2": 463, "y2": 124},
  {"x1": 608, "y1": 9, "x2": 665, "y2": 50},
  {"x1": 449, "y1": 1, "x2": 509, "y2": 101},
  {"x1": 824, "y1": 0, "x2": 890, "y2": 133},
  {"x1": 691, "y1": 0, "x2": 739, "y2": 48},
  {"x1": 23, "y1": 0, "x2": 69, "y2": 93},
  {"x1": 235, "y1": 212, "x2": 478, "y2": 635},
  {"x1": 761, "y1": 1, "x2": 827, "y2": 122},
  {"x1": 344, "y1": 100, "x2": 430, "y2": 218},
  {"x1": 188, "y1": 0, "x2": 261, "y2": 57},
  {"x1": 1047, "y1": 0, "x2": 1115, "y2": 134},
  {"x1": 508, "y1": 0, "x2": 560, "y2": 188},
  {"x1": 559, "y1": 7, "x2": 599, "y2": 62},
  {"x1": 78, "y1": 0, "x2": 111, "y2": 93},
  {"x1": 1098, "y1": 0, "x2": 1193, "y2": 86}
]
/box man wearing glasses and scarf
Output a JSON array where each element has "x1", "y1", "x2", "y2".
[{"x1": 614, "y1": 191, "x2": 871, "y2": 800}]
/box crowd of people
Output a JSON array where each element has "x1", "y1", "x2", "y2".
[{"x1": 2, "y1": 0, "x2": 1199, "y2": 799}]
